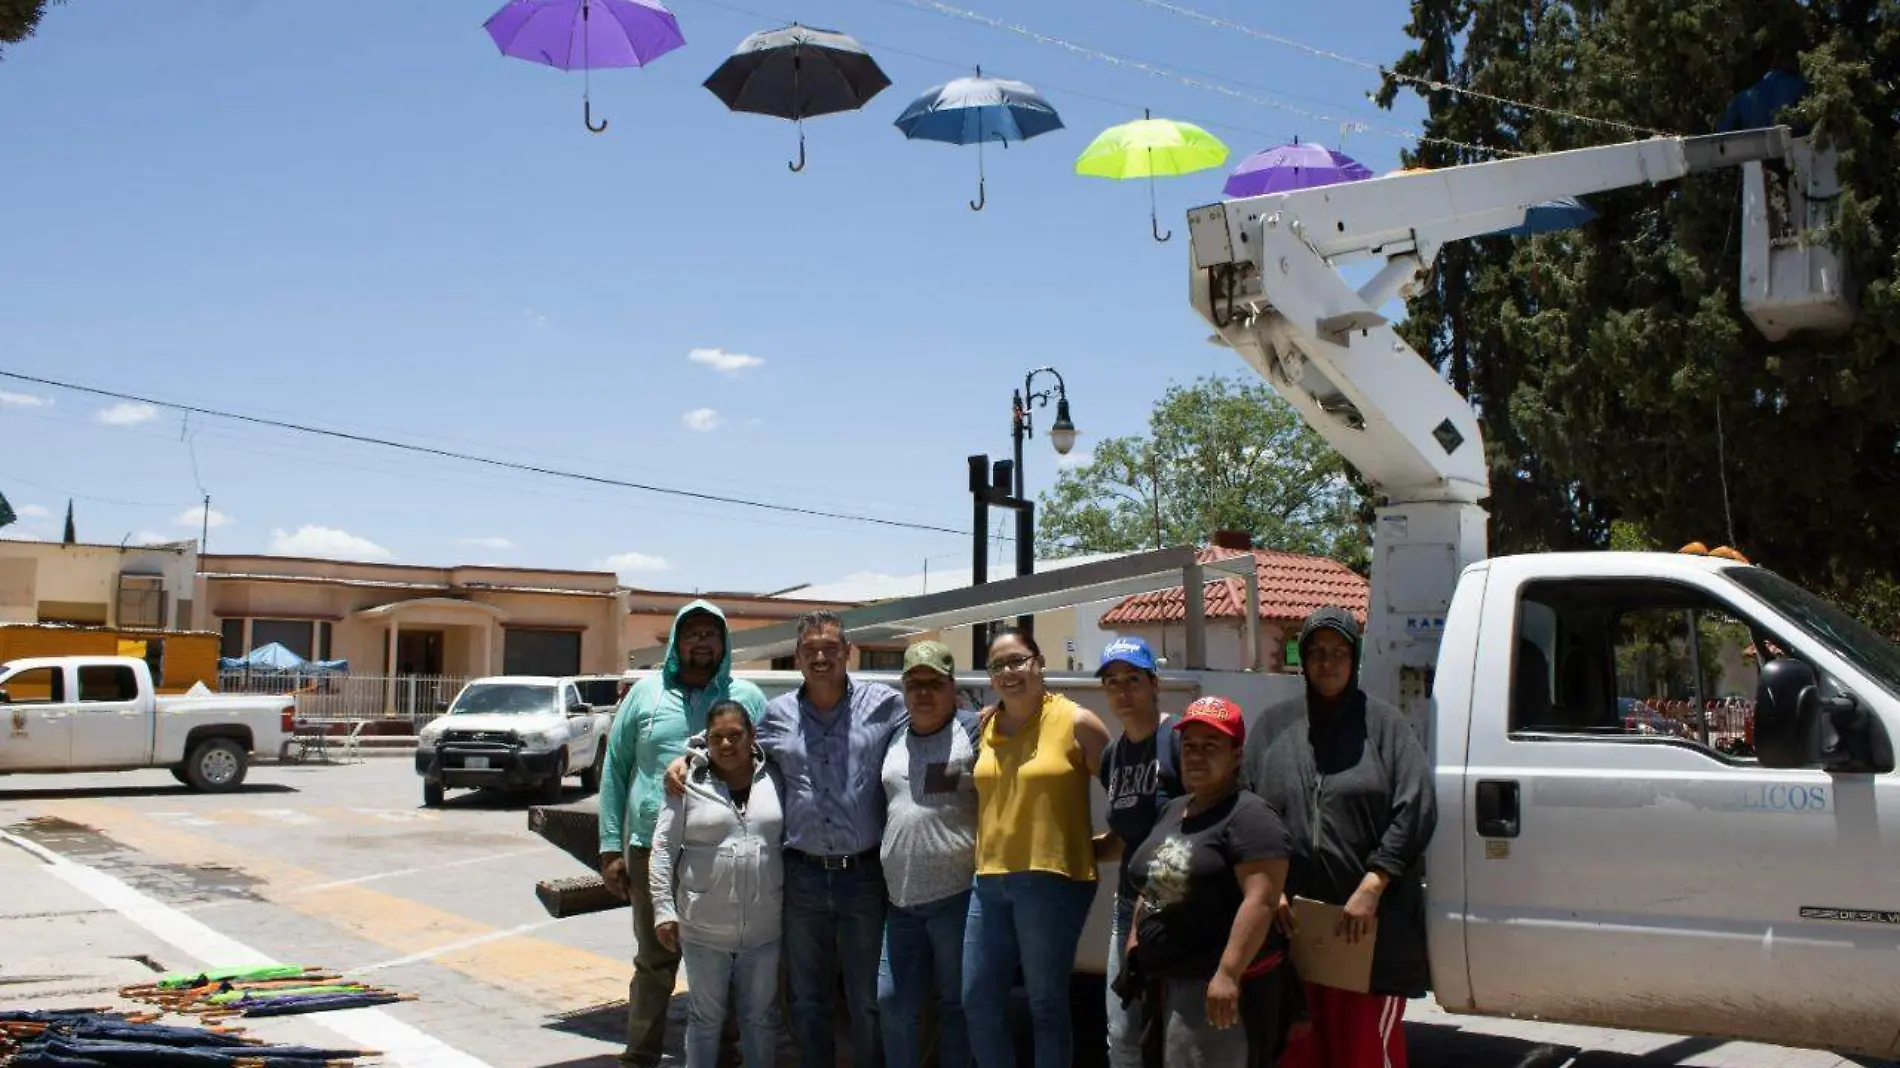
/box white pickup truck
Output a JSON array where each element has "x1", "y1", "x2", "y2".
[
  {"x1": 414, "y1": 675, "x2": 613, "y2": 807},
  {"x1": 1423, "y1": 550, "x2": 1899, "y2": 1057},
  {"x1": 0, "y1": 655, "x2": 293, "y2": 791}
]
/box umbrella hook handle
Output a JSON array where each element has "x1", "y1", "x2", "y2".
[
  {"x1": 1153, "y1": 215, "x2": 1172, "y2": 242},
  {"x1": 970, "y1": 178, "x2": 986, "y2": 211},
  {"x1": 584, "y1": 98, "x2": 608, "y2": 134},
  {"x1": 789, "y1": 127, "x2": 806, "y2": 173}
]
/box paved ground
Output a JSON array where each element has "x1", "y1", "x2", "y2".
[{"x1": 0, "y1": 757, "x2": 1888, "y2": 1068}]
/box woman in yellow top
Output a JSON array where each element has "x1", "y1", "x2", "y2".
[{"x1": 963, "y1": 627, "x2": 1113, "y2": 1068}]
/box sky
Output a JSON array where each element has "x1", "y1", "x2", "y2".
[{"x1": 0, "y1": 0, "x2": 1430, "y2": 595}]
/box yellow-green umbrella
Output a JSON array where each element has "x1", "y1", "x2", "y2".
[{"x1": 1075, "y1": 110, "x2": 1229, "y2": 242}]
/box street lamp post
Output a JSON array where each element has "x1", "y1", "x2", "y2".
[
  {"x1": 1011, "y1": 367, "x2": 1079, "y2": 500},
  {"x1": 999, "y1": 367, "x2": 1078, "y2": 640}
]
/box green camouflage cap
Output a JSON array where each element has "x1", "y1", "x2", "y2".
[{"x1": 902, "y1": 640, "x2": 956, "y2": 678}]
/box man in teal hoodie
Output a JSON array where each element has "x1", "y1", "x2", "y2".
[{"x1": 599, "y1": 599, "x2": 768, "y2": 1068}]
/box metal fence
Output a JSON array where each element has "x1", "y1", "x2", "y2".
[{"x1": 217, "y1": 671, "x2": 470, "y2": 724}]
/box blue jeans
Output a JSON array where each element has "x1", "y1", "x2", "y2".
[
  {"x1": 962, "y1": 872, "x2": 1100, "y2": 1068},
  {"x1": 878, "y1": 888, "x2": 972, "y2": 1068},
  {"x1": 1105, "y1": 893, "x2": 1142, "y2": 1068},
  {"x1": 680, "y1": 939, "x2": 781, "y2": 1068},
  {"x1": 785, "y1": 855, "x2": 887, "y2": 1068}
]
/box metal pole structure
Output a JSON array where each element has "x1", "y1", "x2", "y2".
[
  {"x1": 1015, "y1": 501, "x2": 1035, "y2": 638},
  {"x1": 1012, "y1": 389, "x2": 1027, "y2": 500},
  {"x1": 968, "y1": 455, "x2": 991, "y2": 672}
]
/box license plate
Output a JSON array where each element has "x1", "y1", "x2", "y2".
[{"x1": 465, "y1": 756, "x2": 490, "y2": 770}]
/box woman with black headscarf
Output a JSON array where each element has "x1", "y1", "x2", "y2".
[{"x1": 1244, "y1": 606, "x2": 1437, "y2": 1068}]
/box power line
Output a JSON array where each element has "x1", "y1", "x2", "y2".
[
  {"x1": 679, "y1": 0, "x2": 1304, "y2": 147},
  {"x1": 0, "y1": 370, "x2": 998, "y2": 541},
  {"x1": 1126, "y1": 0, "x2": 1670, "y2": 138},
  {"x1": 876, "y1": 0, "x2": 1525, "y2": 157}
]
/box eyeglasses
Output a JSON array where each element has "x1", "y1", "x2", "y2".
[
  {"x1": 987, "y1": 655, "x2": 1039, "y2": 676},
  {"x1": 1304, "y1": 647, "x2": 1354, "y2": 664}
]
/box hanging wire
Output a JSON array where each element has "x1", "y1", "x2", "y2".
[
  {"x1": 880, "y1": 0, "x2": 1527, "y2": 157},
  {"x1": 1126, "y1": 0, "x2": 1672, "y2": 138},
  {"x1": 677, "y1": 0, "x2": 1304, "y2": 148}
]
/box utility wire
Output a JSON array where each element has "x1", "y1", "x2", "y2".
[
  {"x1": 0, "y1": 370, "x2": 1000, "y2": 541},
  {"x1": 877, "y1": 0, "x2": 1524, "y2": 157},
  {"x1": 1126, "y1": 0, "x2": 1670, "y2": 138},
  {"x1": 680, "y1": 0, "x2": 1305, "y2": 147}
]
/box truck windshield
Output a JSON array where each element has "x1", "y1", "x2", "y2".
[
  {"x1": 449, "y1": 684, "x2": 557, "y2": 716},
  {"x1": 1724, "y1": 567, "x2": 1900, "y2": 700}
]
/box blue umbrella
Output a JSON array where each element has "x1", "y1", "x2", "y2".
[
  {"x1": 894, "y1": 66, "x2": 1062, "y2": 210},
  {"x1": 1487, "y1": 196, "x2": 1596, "y2": 237}
]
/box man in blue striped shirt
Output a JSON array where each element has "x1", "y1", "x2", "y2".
[{"x1": 756, "y1": 611, "x2": 906, "y2": 1068}]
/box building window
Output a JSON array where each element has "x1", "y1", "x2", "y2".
[
  {"x1": 859, "y1": 649, "x2": 905, "y2": 671},
  {"x1": 251, "y1": 619, "x2": 316, "y2": 660},
  {"x1": 220, "y1": 619, "x2": 244, "y2": 659},
  {"x1": 116, "y1": 575, "x2": 167, "y2": 630},
  {"x1": 504, "y1": 629, "x2": 582, "y2": 676}
]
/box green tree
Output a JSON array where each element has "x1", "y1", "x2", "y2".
[
  {"x1": 1, "y1": 0, "x2": 60, "y2": 59},
  {"x1": 1036, "y1": 375, "x2": 1371, "y2": 568},
  {"x1": 1380, "y1": 0, "x2": 1900, "y2": 631}
]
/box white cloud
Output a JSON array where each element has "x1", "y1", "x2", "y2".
[
  {"x1": 133, "y1": 531, "x2": 175, "y2": 546},
  {"x1": 523, "y1": 309, "x2": 548, "y2": 329},
  {"x1": 0, "y1": 390, "x2": 51, "y2": 408},
  {"x1": 687, "y1": 348, "x2": 764, "y2": 376},
  {"x1": 598, "y1": 551, "x2": 670, "y2": 577},
  {"x1": 1056, "y1": 449, "x2": 1094, "y2": 469},
  {"x1": 681, "y1": 408, "x2": 723, "y2": 432},
  {"x1": 17, "y1": 504, "x2": 49, "y2": 518},
  {"x1": 0, "y1": 531, "x2": 44, "y2": 542},
  {"x1": 174, "y1": 505, "x2": 231, "y2": 529},
  {"x1": 457, "y1": 536, "x2": 514, "y2": 550},
  {"x1": 269, "y1": 525, "x2": 393, "y2": 561},
  {"x1": 96, "y1": 402, "x2": 158, "y2": 426}
]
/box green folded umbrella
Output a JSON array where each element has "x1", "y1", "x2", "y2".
[
  {"x1": 1075, "y1": 110, "x2": 1228, "y2": 242},
  {"x1": 156, "y1": 964, "x2": 307, "y2": 990}
]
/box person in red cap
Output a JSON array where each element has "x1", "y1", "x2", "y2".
[{"x1": 1121, "y1": 695, "x2": 1296, "y2": 1067}]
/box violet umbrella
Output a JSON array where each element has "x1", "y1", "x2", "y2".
[
  {"x1": 484, "y1": 0, "x2": 687, "y2": 133},
  {"x1": 1223, "y1": 139, "x2": 1372, "y2": 198}
]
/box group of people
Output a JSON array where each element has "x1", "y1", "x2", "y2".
[{"x1": 596, "y1": 597, "x2": 1436, "y2": 1068}]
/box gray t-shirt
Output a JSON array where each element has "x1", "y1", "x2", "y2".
[{"x1": 879, "y1": 707, "x2": 982, "y2": 908}]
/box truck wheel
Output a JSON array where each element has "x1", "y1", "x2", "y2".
[
  {"x1": 185, "y1": 739, "x2": 248, "y2": 792},
  {"x1": 538, "y1": 757, "x2": 566, "y2": 805},
  {"x1": 169, "y1": 767, "x2": 190, "y2": 786},
  {"x1": 423, "y1": 781, "x2": 445, "y2": 808},
  {"x1": 579, "y1": 746, "x2": 603, "y2": 793}
]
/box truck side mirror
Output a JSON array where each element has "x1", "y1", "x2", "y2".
[
  {"x1": 0, "y1": 688, "x2": 9, "y2": 705},
  {"x1": 567, "y1": 702, "x2": 591, "y2": 717},
  {"x1": 1755, "y1": 658, "x2": 1825, "y2": 768},
  {"x1": 435, "y1": 699, "x2": 450, "y2": 714}
]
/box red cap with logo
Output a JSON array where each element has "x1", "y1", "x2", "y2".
[{"x1": 1174, "y1": 695, "x2": 1245, "y2": 745}]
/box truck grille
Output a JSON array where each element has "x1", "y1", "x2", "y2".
[{"x1": 442, "y1": 730, "x2": 519, "y2": 747}]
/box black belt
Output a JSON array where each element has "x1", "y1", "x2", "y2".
[{"x1": 786, "y1": 847, "x2": 879, "y2": 871}]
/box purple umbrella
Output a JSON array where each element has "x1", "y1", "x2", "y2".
[
  {"x1": 1222, "y1": 140, "x2": 1373, "y2": 198},
  {"x1": 484, "y1": 0, "x2": 687, "y2": 133}
]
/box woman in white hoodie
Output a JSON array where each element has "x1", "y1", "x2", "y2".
[{"x1": 650, "y1": 700, "x2": 786, "y2": 1068}]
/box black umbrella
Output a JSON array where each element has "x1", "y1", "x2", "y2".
[{"x1": 703, "y1": 23, "x2": 891, "y2": 172}]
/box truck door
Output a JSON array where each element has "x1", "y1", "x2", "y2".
[
  {"x1": 1461, "y1": 574, "x2": 1899, "y2": 1056},
  {"x1": 0, "y1": 665, "x2": 75, "y2": 770},
  {"x1": 68, "y1": 663, "x2": 151, "y2": 767}
]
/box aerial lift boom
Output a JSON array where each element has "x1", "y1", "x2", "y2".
[{"x1": 1185, "y1": 126, "x2": 1851, "y2": 719}]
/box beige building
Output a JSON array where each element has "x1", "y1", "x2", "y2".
[{"x1": 0, "y1": 538, "x2": 200, "y2": 630}]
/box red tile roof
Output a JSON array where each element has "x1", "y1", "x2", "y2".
[{"x1": 1098, "y1": 547, "x2": 1369, "y2": 627}]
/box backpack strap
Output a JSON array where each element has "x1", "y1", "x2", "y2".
[{"x1": 1155, "y1": 713, "x2": 1182, "y2": 791}]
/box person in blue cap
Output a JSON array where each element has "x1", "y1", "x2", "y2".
[{"x1": 1093, "y1": 636, "x2": 1184, "y2": 1068}]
